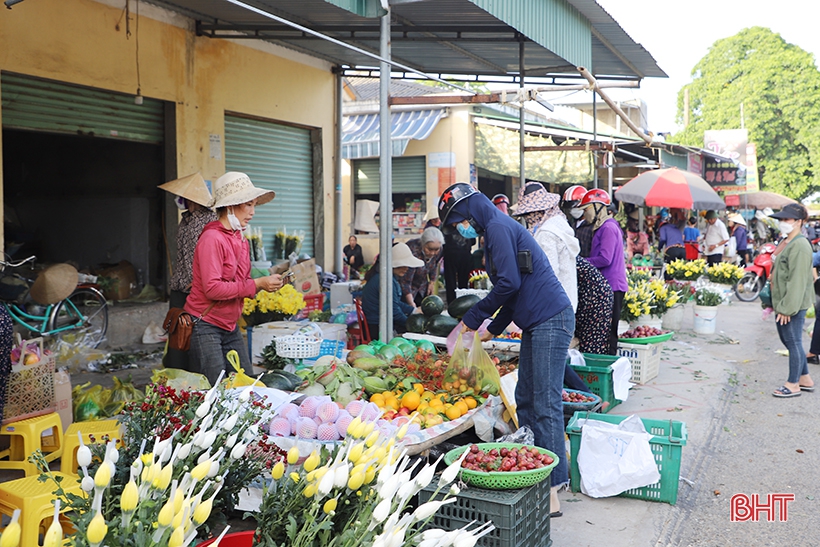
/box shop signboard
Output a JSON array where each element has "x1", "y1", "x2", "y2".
[
  {"x1": 703, "y1": 129, "x2": 748, "y2": 192},
  {"x1": 723, "y1": 142, "x2": 760, "y2": 196}
]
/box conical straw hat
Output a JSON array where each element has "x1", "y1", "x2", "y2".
[
  {"x1": 159, "y1": 173, "x2": 214, "y2": 207},
  {"x1": 30, "y1": 264, "x2": 79, "y2": 305}
]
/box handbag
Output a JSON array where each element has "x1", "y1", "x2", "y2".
[{"x1": 163, "y1": 303, "x2": 214, "y2": 351}]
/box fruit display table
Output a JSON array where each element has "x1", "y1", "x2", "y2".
[{"x1": 403, "y1": 333, "x2": 521, "y2": 353}]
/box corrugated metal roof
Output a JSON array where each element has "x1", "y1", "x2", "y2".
[{"x1": 144, "y1": 0, "x2": 665, "y2": 81}]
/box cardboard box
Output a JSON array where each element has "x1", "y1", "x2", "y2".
[{"x1": 53, "y1": 369, "x2": 73, "y2": 431}]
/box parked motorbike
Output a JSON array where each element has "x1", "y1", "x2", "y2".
[{"x1": 734, "y1": 242, "x2": 776, "y2": 302}]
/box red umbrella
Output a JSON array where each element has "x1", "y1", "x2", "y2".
[{"x1": 614, "y1": 167, "x2": 726, "y2": 210}]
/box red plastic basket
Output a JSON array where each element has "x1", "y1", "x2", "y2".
[{"x1": 197, "y1": 531, "x2": 254, "y2": 547}]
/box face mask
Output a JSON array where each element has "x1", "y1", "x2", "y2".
[
  {"x1": 778, "y1": 221, "x2": 795, "y2": 235},
  {"x1": 174, "y1": 196, "x2": 188, "y2": 211},
  {"x1": 583, "y1": 206, "x2": 595, "y2": 224},
  {"x1": 570, "y1": 207, "x2": 584, "y2": 219},
  {"x1": 227, "y1": 208, "x2": 245, "y2": 232},
  {"x1": 457, "y1": 222, "x2": 479, "y2": 239}
]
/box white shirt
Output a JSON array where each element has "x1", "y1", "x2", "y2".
[
  {"x1": 704, "y1": 219, "x2": 730, "y2": 256},
  {"x1": 533, "y1": 216, "x2": 581, "y2": 311}
]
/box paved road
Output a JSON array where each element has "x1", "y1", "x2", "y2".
[{"x1": 550, "y1": 299, "x2": 820, "y2": 546}]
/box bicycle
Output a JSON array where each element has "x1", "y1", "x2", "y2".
[{"x1": 0, "y1": 255, "x2": 109, "y2": 348}]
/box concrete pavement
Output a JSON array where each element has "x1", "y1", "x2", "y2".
[{"x1": 549, "y1": 299, "x2": 820, "y2": 546}]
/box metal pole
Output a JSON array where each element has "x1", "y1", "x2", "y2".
[
  {"x1": 378, "y1": 8, "x2": 393, "y2": 341},
  {"x1": 593, "y1": 92, "x2": 598, "y2": 188},
  {"x1": 519, "y1": 39, "x2": 525, "y2": 187},
  {"x1": 607, "y1": 151, "x2": 614, "y2": 196},
  {"x1": 334, "y1": 68, "x2": 344, "y2": 275}
]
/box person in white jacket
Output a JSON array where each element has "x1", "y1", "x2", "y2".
[{"x1": 513, "y1": 182, "x2": 581, "y2": 310}]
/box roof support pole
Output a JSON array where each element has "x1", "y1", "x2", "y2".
[
  {"x1": 379, "y1": 7, "x2": 393, "y2": 342},
  {"x1": 578, "y1": 67, "x2": 652, "y2": 146},
  {"x1": 519, "y1": 39, "x2": 526, "y2": 188},
  {"x1": 334, "y1": 68, "x2": 344, "y2": 275}
]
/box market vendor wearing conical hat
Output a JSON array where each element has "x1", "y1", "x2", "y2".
[
  {"x1": 438, "y1": 182, "x2": 572, "y2": 518},
  {"x1": 184, "y1": 172, "x2": 285, "y2": 384},
  {"x1": 159, "y1": 173, "x2": 218, "y2": 370}
]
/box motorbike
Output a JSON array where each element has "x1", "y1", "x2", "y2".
[{"x1": 734, "y1": 242, "x2": 776, "y2": 302}]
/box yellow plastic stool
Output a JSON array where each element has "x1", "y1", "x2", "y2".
[
  {"x1": 0, "y1": 413, "x2": 64, "y2": 477},
  {"x1": 0, "y1": 472, "x2": 83, "y2": 547},
  {"x1": 60, "y1": 420, "x2": 123, "y2": 475}
]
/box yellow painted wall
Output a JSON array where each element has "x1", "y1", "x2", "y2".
[{"x1": 0, "y1": 0, "x2": 337, "y2": 267}]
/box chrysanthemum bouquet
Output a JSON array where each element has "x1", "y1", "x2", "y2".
[
  {"x1": 705, "y1": 262, "x2": 744, "y2": 284},
  {"x1": 243, "y1": 284, "x2": 306, "y2": 326}
]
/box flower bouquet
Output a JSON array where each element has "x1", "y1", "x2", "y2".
[
  {"x1": 666, "y1": 280, "x2": 696, "y2": 303},
  {"x1": 621, "y1": 280, "x2": 654, "y2": 322},
  {"x1": 665, "y1": 258, "x2": 707, "y2": 281},
  {"x1": 705, "y1": 262, "x2": 744, "y2": 285},
  {"x1": 647, "y1": 279, "x2": 680, "y2": 316},
  {"x1": 243, "y1": 284, "x2": 306, "y2": 327},
  {"x1": 694, "y1": 287, "x2": 723, "y2": 307}
]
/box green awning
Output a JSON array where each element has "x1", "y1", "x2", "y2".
[{"x1": 474, "y1": 123, "x2": 594, "y2": 184}]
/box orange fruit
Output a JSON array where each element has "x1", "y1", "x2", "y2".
[
  {"x1": 421, "y1": 391, "x2": 435, "y2": 402},
  {"x1": 413, "y1": 383, "x2": 425, "y2": 395},
  {"x1": 383, "y1": 396, "x2": 400, "y2": 411},
  {"x1": 369, "y1": 393, "x2": 385, "y2": 406},
  {"x1": 401, "y1": 391, "x2": 421, "y2": 411},
  {"x1": 428, "y1": 398, "x2": 444, "y2": 409},
  {"x1": 464, "y1": 396, "x2": 477, "y2": 409},
  {"x1": 445, "y1": 406, "x2": 462, "y2": 420},
  {"x1": 454, "y1": 400, "x2": 469, "y2": 415}
]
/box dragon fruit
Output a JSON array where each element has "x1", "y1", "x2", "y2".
[
  {"x1": 316, "y1": 402, "x2": 340, "y2": 423},
  {"x1": 317, "y1": 422, "x2": 340, "y2": 442}
]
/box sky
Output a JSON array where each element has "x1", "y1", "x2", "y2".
[{"x1": 548, "y1": 0, "x2": 820, "y2": 135}]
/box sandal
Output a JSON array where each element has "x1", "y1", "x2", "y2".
[
  {"x1": 773, "y1": 386, "x2": 801, "y2": 398},
  {"x1": 800, "y1": 384, "x2": 816, "y2": 392}
]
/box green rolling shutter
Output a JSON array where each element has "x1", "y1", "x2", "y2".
[
  {"x1": 225, "y1": 114, "x2": 314, "y2": 257},
  {"x1": 353, "y1": 156, "x2": 426, "y2": 194},
  {"x1": 0, "y1": 72, "x2": 164, "y2": 144}
]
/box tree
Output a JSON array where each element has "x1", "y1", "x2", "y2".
[{"x1": 673, "y1": 27, "x2": 820, "y2": 200}]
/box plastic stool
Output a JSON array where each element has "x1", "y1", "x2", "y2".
[
  {"x1": 0, "y1": 472, "x2": 82, "y2": 546},
  {"x1": 60, "y1": 420, "x2": 123, "y2": 475},
  {"x1": 0, "y1": 413, "x2": 64, "y2": 477}
]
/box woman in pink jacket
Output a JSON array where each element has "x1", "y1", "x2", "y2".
[{"x1": 185, "y1": 172, "x2": 284, "y2": 385}]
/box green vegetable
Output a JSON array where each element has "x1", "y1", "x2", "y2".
[{"x1": 421, "y1": 295, "x2": 445, "y2": 317}]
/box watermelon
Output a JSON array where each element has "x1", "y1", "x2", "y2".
[
  {"x1": 421, "y1": 295, "x2": 445, "y2": 317},
  {"x1": 448, "y1": 294, "x2": 481, "y2": 320},
  {"x1": 426, "y1": 314, "x2": 459, "y2": 337},
  {"x1": 406, "y1": 314, "x2": 428, "y2": 334}
]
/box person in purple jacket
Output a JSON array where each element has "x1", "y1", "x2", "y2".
[{"x1": 579, "y1": 189, "x2": 627, "y2": 354}]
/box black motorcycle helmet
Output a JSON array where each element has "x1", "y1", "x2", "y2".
[{"x1": 438, "y1": 183, "x2": 478, "y2": 232}]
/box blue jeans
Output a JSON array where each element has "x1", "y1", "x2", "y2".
[
  {"x1": 517, "y1": 306, "x2": 575, "y2": 488},
  {"x1": 189, "y1": 319, "x2": 252, "y2": 386},
  {"x1": 776, "y1": 309, "x2": 807, "y2": 384}
]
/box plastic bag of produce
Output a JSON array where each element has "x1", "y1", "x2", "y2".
[
  {"x1": 443, "y1": 332, "x2": 501, "y2": 396},
  {"x1": 72, "y1": 383, "x2": 108, "y2": 422},
  {"x1": 445, "y1": 318, "x2": 492, "y2": 354},
  {"x1": 466, "y1": 331, "x2": 501, "y2": 395},
  {"x1": 151, "y1": 368, "x2": 211, "y2": 391},
  {"x1": 577, "y1": 415, "x2": 660, "y2": 497}
]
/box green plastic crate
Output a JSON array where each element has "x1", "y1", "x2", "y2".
[
  {"x1": 565, "y1": 412, "x2": 688, "y2": 505},
  {"x1": 568, "y1": 353, "x2": 621, "y2": 413},
  {"x1": 419, "y1": 479, "x2": 552, "y2": 547}
]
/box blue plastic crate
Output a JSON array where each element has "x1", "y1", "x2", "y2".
[{"x1": 318, "y1": 339, "x2": 345, "y2": 358}]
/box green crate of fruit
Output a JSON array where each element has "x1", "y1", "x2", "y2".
[
  {"x1": 567, "y1": 353, "x2": 621, "y2": 413},
  {"x1": 565, "y1": 412, "x2": 688, "y2": 505},
  {"x1": 419, "y1": 476, "x2": 552, "y2": 547},
  {"x1": 444, "y1": 443, "x2": 559, "y2": 490}
]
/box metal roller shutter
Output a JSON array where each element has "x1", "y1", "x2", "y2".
[
  {"x1": 224, "y1": 114, "x2": 314, "y2": 257},
  {"x1": 353, "y1": 156, "x2": 426, "y2": 194},
  {"x1": 1, "y1": 72, "x2": 164, "y2": 144}
]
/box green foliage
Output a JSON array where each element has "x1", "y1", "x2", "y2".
[{"x1": 673, "y1": 27, "x2": 820, "y2": 200}]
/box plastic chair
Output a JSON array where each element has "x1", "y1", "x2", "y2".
[
  {"x1": 60, "y1": 420, "x2": 123, "y2": 475},
  {"x1": 0, "y1": 472, "x2": 83, "y2": 547},
  {"x1": 0, "y1": 413, "x2": 64, "y2": 477},
  {"x1": 348, "y1": 298, "x2": 371, "y2": 344}
]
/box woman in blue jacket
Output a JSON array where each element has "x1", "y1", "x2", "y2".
[{"x1": 438, "y1": 183, "x2": 574, "y2": 517}]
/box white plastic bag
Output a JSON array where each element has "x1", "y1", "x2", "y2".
[
  {"x1": 577, "y1": 416, "x2": 660, "y2": 498},
  {"x1": 610, "y1": 356, "x2": 634, "y2": 402}
]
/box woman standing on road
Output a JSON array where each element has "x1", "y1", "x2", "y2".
[
  {"x1": 769, "y1": 203, "x2": 815, "y2": 398},
  {"x1": 185, "y1": 172, "x2": 285, "y2": 385}
]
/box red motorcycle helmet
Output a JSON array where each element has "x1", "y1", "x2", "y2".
[
  {"x1": 491, "y1": 194, "x2": 510, "y2": 206},
  {"x1": 580, "y1": 188, "x2": 611, "y2": 207},
  {"x1": 562, "y1": 185, "x2": 587, "y2": 203}
]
